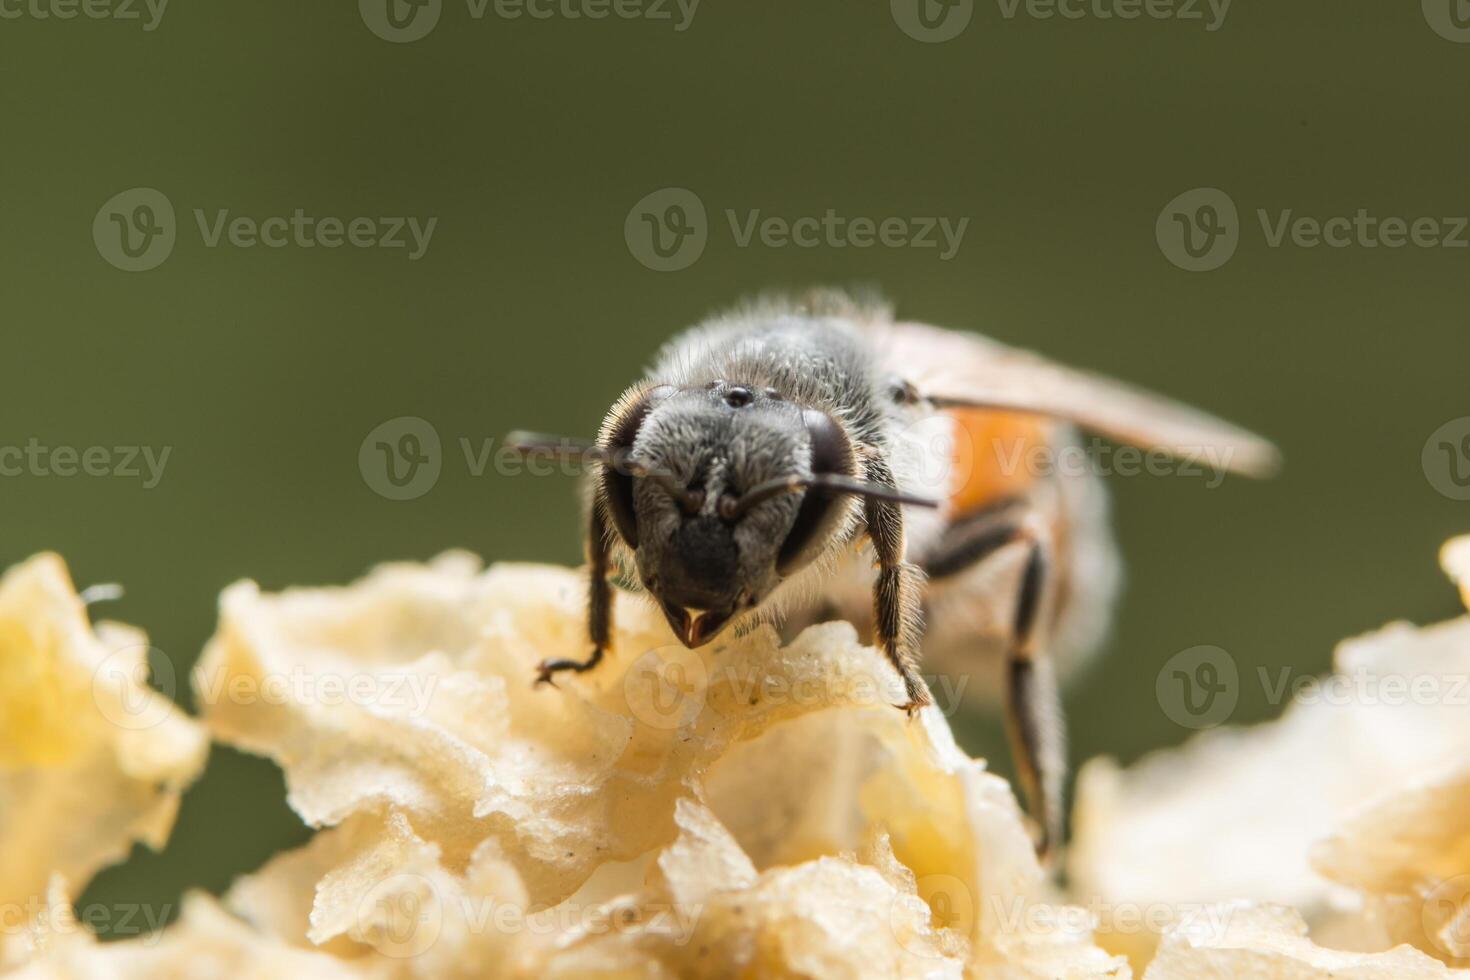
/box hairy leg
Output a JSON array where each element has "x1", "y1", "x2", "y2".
[{"x1": 535, "y1": 500, "x2": 613, "y2": 684}]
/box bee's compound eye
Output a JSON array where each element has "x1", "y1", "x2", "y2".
[
  {"x1": 724, "y1": 386, "x2": 754, "y2": 408},
  {"x1": 802, "y1": 410, "x2": 853, "y2": 476},
  {"x1": 777, "y1": 411, "x2": 855, "y2": 575}
]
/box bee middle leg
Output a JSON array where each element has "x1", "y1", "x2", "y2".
[
  {"x1": 859, "y1": 452, "x2": 932, "y2": 716},
  {"x1": 923, "y1": 509, "x2": 1064, "y2": 859},
  {"x1": 535, "y1": 503, "x2": 613, "y2": 685}
]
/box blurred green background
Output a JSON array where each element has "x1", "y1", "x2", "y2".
[{"x1": 2, "y1": 0, "x2": 1466, "y2": 936}]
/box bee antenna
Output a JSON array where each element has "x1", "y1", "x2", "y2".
[
  {"x1": 504, "y1": 431, "x2": 602, "y2": 462},
  {"x1": 721, "y1": 474, "x2": 939, "y2": 520},
  {"x1": 503, "y1": 431, "x2": 703, "y2": 513}
]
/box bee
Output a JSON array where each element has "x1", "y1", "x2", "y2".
[{"x1": 509, "y1": 290, "x2": 1276, "y2": 855}]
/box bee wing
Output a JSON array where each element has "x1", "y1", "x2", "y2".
[{"x1": 874, "y1": 320, "x2": 1280, "y2": 478}]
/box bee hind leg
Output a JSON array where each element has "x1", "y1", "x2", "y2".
[
  {"x1": 923, "y1": 512, "x2": 1064, "y2": 861},
  {"x1": 535, "y1": 503, "x2": 613, "y2": 685}
]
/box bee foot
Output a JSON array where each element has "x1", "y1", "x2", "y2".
[{"x1": 534, "y1": 652, "x2": 603, "y2": 688}]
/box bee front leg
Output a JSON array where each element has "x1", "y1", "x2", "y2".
[
  {"x1": 860, "y1": 453, "x2": 932, "y2": 717},
  {"x1": 535, "y1": 501, "x2": 612, "y2": 685}
]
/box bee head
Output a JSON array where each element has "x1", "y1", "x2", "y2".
[{"x1": 602, "y1": 381, "x2": 859, "y2": 649}]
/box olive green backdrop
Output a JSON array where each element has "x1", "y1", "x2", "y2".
[{"x1": 2, "y1": 0, "x2": 1466, "y2": 935}]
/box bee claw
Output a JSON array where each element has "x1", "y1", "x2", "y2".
[
  {"x1": 894, "y1": 699, "x2": 929, "y2": 719},
  {"x1": 534, "y1": 652, "x2": 604, "y2": 689}
]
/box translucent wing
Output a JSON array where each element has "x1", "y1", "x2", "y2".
[{"x1": 872, "y1": 320, "x2": 1280, "y2": 478}]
